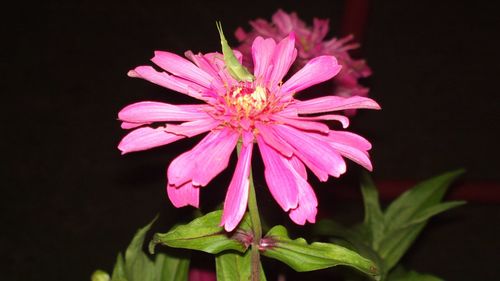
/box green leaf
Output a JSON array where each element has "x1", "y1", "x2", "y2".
[
  {"x1": 153, "y1": 253, "x2": 190, "y2": 281},
  {"x1": 151, "y1": 210, "x2": 252, "y2": 255},
  {"x1": 104, "y1": 216, "x2": 190, "y2": 281},
  {"x1": 378, "y1": 170, "x2": 465, "y2": 270},
  {"x1": 111, "y1": 253, "x2": 127, "y2": 281},
  {"x1": 360, "y1": 173, "x2": 386, "y2": 248},
  {"x1": 387, "y1": 266, "x2": 444, "y2": 281},
  {"x1": 261, "y1": 225, "x2": 380, "y2": 279},
  {"x1": 215, "y1": 250, "x2": 267, "y2": 281},
  {"x1": 384, "y1": 169, "x2": 464, "y2": 231}
]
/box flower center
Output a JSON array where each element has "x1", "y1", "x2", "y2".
[{"x1": 226, "y1": 84, "x2": 268, "y2": 116}]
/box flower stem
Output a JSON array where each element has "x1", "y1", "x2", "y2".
[
  {"x1": 248, "y1": 167, "x2": 262, "y2": 281},
  {"x1": 237, "y1": 142, "x2": 262, "y2": 281}
]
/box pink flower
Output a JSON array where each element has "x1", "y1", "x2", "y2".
[
  {"x1": 118, "y1": 33, "x2": 380, "y2": 232},
  {"x1": 235, "y1": 9, "x2": 372, "y2": 116}
]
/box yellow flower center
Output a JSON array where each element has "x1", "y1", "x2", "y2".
[{"x1": 227, "y1": 85, "x2": 268, "y2": 116}]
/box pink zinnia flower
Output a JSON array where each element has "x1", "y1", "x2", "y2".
[
  {"x1": 118, "y1": 33, "x2": 380, "y2": 232},
  {"x1": 235, "y1": 9, "x2": 372, "y2": 115}
]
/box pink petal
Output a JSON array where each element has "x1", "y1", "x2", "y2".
[
  {"x1": 128, "y1": 66, "x2": 206, "y2": 100},
  {"x1": 281, "y1": 56, "x2": 342, "y2": 95},
  {"x1": 270, "y1": 115, "x2": 330, "y2": 134},
  {"x1": 191, "y1": 128, "x2": 239, "y2": 186},
  {"x1": 152, "y1": 51, "x2": 214, "y2": 88},
  {"x1": 184, "y1": 51, "x2": 226, "y2": 90},
  {"x1": 167, "y1": 128, "x2": 239, "y2": 187},
  {"x1": 288, "y1": 179, "x2": 318, "y2": 225},
  {"x1": 329, "y1": 141, "x2": 373, "y2": 171},
  {"x1": 277, "y1": 114, "x2": 350, "y2": 129},
  {"x1": 167, "y1": 182, "x2": 199, "y2": 208},
  {"x1": 118, "y1": 127, "x2": 184, "y2": 154},
  {"x1": 255, "y1": 122, "x2": 293, "y2": 157},
  {"x1": 272, "y1": 125, "x2": 347, "y2": 180},
  {"x1": 272, "y1": 9, "x2": 293, "y2": 34},
  {"x1": 252, "y1": 36, "x2": 276, "y2": 79},
  {"x1": 289, "y1": 155, "x2": 308, "y2": 180},
  {"x1": 121, "y1": 121, "x2": 145, "y2": 129},
  {"x1": 118, "y1": 101, "x2": 212, "y2": 123},
  {"x1": 267, "y1": 33, "x2": 297, "y2": 89},
  {"x1": 288, "y1": 96, "x2": 381, "y2": 114},
  {"x1": 328, "y1": 130, "x2": 372, "y2": 151},
  {"x1": 220, "y1": 142, "x2": 253, "y2": 232},
  {"x1": 257, "y1": 136, "x2": 299, "y2": 211},
  {"x1": 167, "y1": 149, "x2": 197, "y2": 187},
  {"x1": 165, "y1": 118, "x2": 220, "y2": 137}
]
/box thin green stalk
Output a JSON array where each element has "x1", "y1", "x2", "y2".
[{"x1": 237, "y1": 142, "x2": 262, "y2": 281}]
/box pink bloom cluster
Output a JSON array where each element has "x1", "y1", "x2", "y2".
[
  {"x1": 118, "y1": 33, "x2": 380, "y2": 232},
  {"x1": 235, "y1": 9, "x2": 372, "y2": 115}
]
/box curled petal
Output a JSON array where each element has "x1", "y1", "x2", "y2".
[
  {"x1": 128, "y1": 66, "x2": 206, "y2": 100},
  {"x1": 221, "y1": 142, "x2": 254, "y2": 231},
  {"x1": 152, "y1": 51, "x2": 213, "y2": 88},
  {"x1": 271, "y1": 115, "x2": 330, "y2": 134},
  {"x1": 328, "y1": 130, "x2": 372, "y2": 151},
  {"x1": 165, "y1": 118, "x2": 220, "y2": 137},
  {"x1": 288, "y1": 96, "x2": 381, "y2": 114},
  {"x1": 281, "y1": 56, "x2": 342, "y2": 95},
  {"x1": 118, "y1": 127, "x2": 184, "y2": 154},
  {"x1": 272, "y1": 125, "x2": 346, "y2": 180},
  {"x1": 255, "y1": 122, "x2": 294, "y2": 157},
  {"x1": 167, "y1": 182, "x2": 200, "y2": 208},
  {"x1": 288, "y1": 178, "x2": 318, "y2": 225},
  {"x1": 118, "y1": 101, "x2": 212, "y2": 123}
]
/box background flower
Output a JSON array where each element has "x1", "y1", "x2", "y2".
[{"x1": 235, "y1": 9, "x2": 372, "y2": 116}]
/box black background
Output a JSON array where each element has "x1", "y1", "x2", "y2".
[{"x1": 3, "y1": 0, "x2": 500, "y2": 280}]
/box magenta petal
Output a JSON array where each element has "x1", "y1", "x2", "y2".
[
  {"x1": 152, "y1": 51, "x2": 213, "y2": 88},
  {"x1": 255, "y1": 123, "x2": 294, "y2": 157},
  {"x1": 165, "y1": 118, "x2": 220, "y2": 137},
  {"x1": 128, "y1": 66, "x2": 206, "y2": 100},
  {"x1": 271, "y1": 115, "x2": 330, "y2": 134},
  {"x1": 272, "y1": 9, "x2": 293, "y2": 34},
  {"x1": 329, "y1": 142, "x2": 373, "y2": 171},
  {"x1": 167, "y1": 182, "x2": 199, "y2": 208},
  {"x1": 289, "y1": 96, "x2": 381, "y2": 114},
  {"x1": 257, "y1": 136, "x2": 299, "y2": 211},
  {"x1": 272, "y1": 124, "x2": 347, "y2": 180},
  {"x1": 119, "y1": 101, "x2": 211, "y2": 123},
  {"x1": 267, "y1": 33, "x2": 297, "y2": 89},
  {"x1": 121, "y1": 121, "x2": 145, "y2": 129},
  {"x1": 281, "y1": 56, "x2": 342, "y2": 95},
  {"x1": 288, "y1": 179, "x2": 318, "y2": 225},
  {"x1": 191, "y1": 128, "x2": 239, "y2": 186},
  {"x1": 278, "y1": 114, "x2": 350, "y2": 129},
  {"x1": 328, "y1": 130, "x2": 372, "y2": 151},
  {"x1": 118, "y1": 127, "x2": 184, "y2": 154},
  {"x1": 167, "y1": 149, "x2": 197, "y2": 187},
  {"x1": 289, "y1": 155, "x2": 308, "y2": 180},
  {"x1": 220, "y1": 142, "x2": 253, "y2": 232},
  {"x1": 252, "y1": 36, "x2": 276, "y2": 79},
  {"x1": 167, "y1": 128, "x2": 239, "y2": 187}
]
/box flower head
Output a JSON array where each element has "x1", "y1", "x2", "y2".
[
  {"x1": 118, "y1": 30, "x2": 380, "y2": 231},
  {"x1": 235, "y1": 9, "x2": 372, "y2": 116}
]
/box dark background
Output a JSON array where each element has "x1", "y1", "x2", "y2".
[{"x1": 3, "y1": 0, "x2": 500, "y2": 280}]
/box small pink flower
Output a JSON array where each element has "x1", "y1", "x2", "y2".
[
  {"x1": 118, "y1": 33, "x2": 380, "y2": 231},
  {"x1": 236, "y1": 9, "x2": 372, "y2": 116}
]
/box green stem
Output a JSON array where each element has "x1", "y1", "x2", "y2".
[{"x1": 237, "y1": 142, "x2": 262, "y2": 281}]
